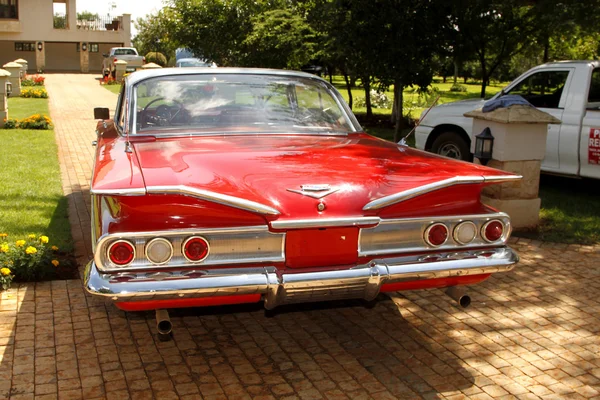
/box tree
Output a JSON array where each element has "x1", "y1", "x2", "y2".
[
  {"x1": 133, "y1": 8, "x2": 179, "y2": 62},
  {"x1": 77, "y1": 11, "x2": 98, "y2": 21},
  {"x1": 453, "y1": 1, "x2": 533, "y2": 98},
  {"x1": 243, "y1": 9, "x2": 320, "y2": 69}
]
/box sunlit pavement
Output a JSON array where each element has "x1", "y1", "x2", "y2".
[{"x1": 0, "y1": 74, "x2": 598, "y2": 400}]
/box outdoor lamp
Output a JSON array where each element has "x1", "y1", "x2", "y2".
[
  {"x1": 474, "y1": 127, "x2": 494, "y2": 165},
  {"x1": 82, "y1": 42, "x2": 87, "y2": 51},
  {"x1": 37, "y1": 42, "x2": 43, "y2": 51},
  {"x1": 6, "y1": 82, "x2": 12, "y2": 96}
]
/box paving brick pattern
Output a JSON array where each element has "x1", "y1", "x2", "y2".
[{"x1": 0, "y1": 74, "x2": 599, "y2": 399}]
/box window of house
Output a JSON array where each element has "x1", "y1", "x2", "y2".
[
  {"x1": 15, "y1": 42, "x2": 35, "y2": 52},
  {"x1": 0, "y1": 0, "x2": 18, "y2": 19},
  {"x1": 90, "y1": 43, "x2": 99, "y2": 53},
  {"x1": 507, "y1": 70, "x2": 570, "y2": 109}
]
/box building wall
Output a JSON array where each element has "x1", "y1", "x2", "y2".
[
  {"x1": 0, "y1": 0, "x2": 131, "y2": 71},
  {"x1": 0, "y1": 40, "x2": 35, "y2": 68}
]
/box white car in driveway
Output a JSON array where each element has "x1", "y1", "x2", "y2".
[{"x1": 415, "y1": 60, "x2": 600, "y2": 179}]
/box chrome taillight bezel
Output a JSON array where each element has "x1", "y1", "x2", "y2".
[
  {"x1": 107, "y1": 239, "x2": 136, "y2": 267},
  {"x1": 481, "y1": 219, "x2": 505, "y2": 243},
  {"x1": 182, "y1": 236, "x2": 210, "y2": 263},
  {"x1": 424, "y1": 223, "x2": 449, "y2": 247}
]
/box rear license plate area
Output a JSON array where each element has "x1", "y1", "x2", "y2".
[{"x1": 285, "y1": 227, "x2": 358, "y2": 268}]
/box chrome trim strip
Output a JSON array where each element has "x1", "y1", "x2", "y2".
[
  {"x1": 95, "y1": 226, "x2": 285, "y2": 272},
  {"x1": 271, "y1": 217, "x2": 380, "y2": 230},
  {"x1": 146, "y1": 185, "x2": 280, "y2": 215},
  {"x1": 85, "y1": 246, "x2": 519, "y2": 309},
  {"x1": 362, "y1": 175, "x2": 522, "y2": 211},
  {"x1": 90, "y1": 188, "x2": 147, "y2": 196},
  {"x1": 358, "y1": 212, "x2": 511, "y2": 256}
]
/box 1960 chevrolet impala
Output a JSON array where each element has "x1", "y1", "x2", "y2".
[{"x1": 85, "y1": 68, "x2": 519, "y2": 335}]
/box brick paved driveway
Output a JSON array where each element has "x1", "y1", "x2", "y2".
[{"x1": 1, "y1": 74, "x2": 599, "y2": 400}]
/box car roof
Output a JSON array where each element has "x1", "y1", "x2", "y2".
[
  {"x1": 125, "y1": 67, "x2": 326, "y2": 86},
  {"x1": 176, "y1": 58, "x2": 206, "y2": 63}
]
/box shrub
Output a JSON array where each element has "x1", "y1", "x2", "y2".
[
  {"x1": 100, "y1": 76, "x2": 121, "y2": 85},
  {"x1": 449, "y1": 84, "x2": 467, "y2": 92},
  {"x1": 21, "y1": 75, "x2": 45, "y2": 87},
  {"x1": 21, "y1": 88, "x2": 49, "y2": 98},
  {"x1": 145, "y1": 51, "x2": 167, "y2": 67},
  {"x1": 355, "y1": 89, "x2": 392, "y2": 109},
  {"x1": 0, "y1": 234, "x2": 67, "y2": 283},
  {"x1": 18, "y1": 114, "x2": 53, "y2": 130},
  {"x1": 3, "y1": 118, "x2": 18, "y2": 129}
]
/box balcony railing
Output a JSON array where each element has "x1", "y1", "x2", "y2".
[{"x1": 76, "y1": 14, "x2": 123, "y2": 31}]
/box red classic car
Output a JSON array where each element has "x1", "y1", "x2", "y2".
[{"x1": 85, "y1": 68, "x2": 519, "y2": 336}]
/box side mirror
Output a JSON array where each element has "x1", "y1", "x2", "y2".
[
  {"x1": 102, "y1": 53, "x2": 109, "y2": 58},
  {"x1": 94, "y1": 107, "x2": 109, "y2": 120}
]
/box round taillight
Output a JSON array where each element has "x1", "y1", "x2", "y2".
[
  {"x1": 453, "y1": 221, "x2": 477, "y2": 245},
  {"x1": 424, "y1": 223, "x2": 448, "y2": 247},
  {"x1": 145, "y1": 238, "x2": 173, "y2": 265},
  {"x1": 482, "y1": 220, "x2": 504, "y2": 242},
  {"x1": 183, "y1": 236, "x2": 210, "y2": 262},
  {"x1": 107, "y1": 240, "x2": 135, "y2": 266}
]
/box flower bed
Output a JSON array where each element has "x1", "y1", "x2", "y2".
[
  {"x1": 3, "y1": 114, "x2": 52, "y2": 130},
  {"x1": 0, "y1": 233, "x2": 74, "y2": 289},
  {"x1": 21, "y1": 88, "x2": 49, "y2": 98},
  {"x1": 21, "y1": 75, "x2": 45, "y2": 87}
]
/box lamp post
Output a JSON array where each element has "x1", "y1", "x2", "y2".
[{"x1": 474, "y1": 127, "x2": 494, "y2": 166}]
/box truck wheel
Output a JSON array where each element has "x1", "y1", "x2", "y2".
[
  {"x1": 431, "y1": 132, "x2": 470, "y2": 161},
  {"x1": 111, "y1": 70, "x2": 116, "y2": 80}
]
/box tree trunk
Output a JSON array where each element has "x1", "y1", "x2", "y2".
[
  {"x1": 363, "y1": 76, "x2": 372, "y2": 119},
  {"x1": 343, "y1": 71, "x2": 353, "y2": 110},
  {"x1": 479, "y1": 50, "x2": 487, "y2": 98},
  {"x1": 453, "y1": 58, "x2": 459, "y2": 84},
  {"x1": 393, "y1": 78, "x2": 405, "y2": 142},
  {"x1": 328, "y1": 65, "x2": 333, "y2": 84},
  {"x1": 543, "y1": 34, "x2": 550, "y2": 63}
]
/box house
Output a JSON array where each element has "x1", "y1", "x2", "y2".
[{"x1": 0, "y1": 0, "x2": 131, "y2": 73}]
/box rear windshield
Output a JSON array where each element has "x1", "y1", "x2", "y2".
[
  {"x1": 178, "y1": 60, "x2": 211, "y2": 68},
  {"x1": 132, "y1": 74, "x2": 356, "y2": 135},
  {"x1": 114, "y1": 48, "x2": 137, "y2": 56}
]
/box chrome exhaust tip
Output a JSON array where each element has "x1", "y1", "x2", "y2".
[
  {"x1": 445, "y1": 286, "x2": 471, "y2": 308},
  {"x1": 155, "y1": 309, "x2": 172, "y2": 336}
]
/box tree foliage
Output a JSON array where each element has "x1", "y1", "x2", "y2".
[{"x1": 133, "y1": 8, "x2": 179, "y2": 62}]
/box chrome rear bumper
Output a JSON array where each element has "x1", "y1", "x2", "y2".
[{"x1": 84, "y1": 247, "x2": 518, "y2": 309}]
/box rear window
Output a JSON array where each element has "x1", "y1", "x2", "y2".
[
  {"x1": 113, "y1": 48, "x2": 137, "y2": 56},
  {"x1": 588, "y1": 68, "x2": 600, "y2": 104},
  {"x1": 132, "y1": 73, "x2": 356, "y2": 136}
]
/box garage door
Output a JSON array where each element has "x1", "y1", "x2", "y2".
[{"x1": 44, "y1": 42, "x2": 80, "y2": 72}]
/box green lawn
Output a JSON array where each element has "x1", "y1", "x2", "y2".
[
  {"x1": 518, "y1": 175, "x2": 600, "y2": 245},
  {"x1": 0, "y1": 97, "x2": 72, "y2": 250},
  {"x1": 102, "y1": 84, "x2": 121, "y2": 94}
]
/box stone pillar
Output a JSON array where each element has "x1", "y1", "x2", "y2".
[
  {"x1": 2, "y1": 62, "x2": 21, "y2": 97},
  {"x1": 36, "y1": 41, "x2": 45, "y2": 73},
  {"x1": 465, "y1": 105, "x2": 561, "y2": 229},
  {"x1": 14, "y1": 58, "x2": 28, "y2": 78},
  {"x1": 80, "y1": 42, "x2": 89, "y2": 73},
  {"x1": 114, "y1": 60, "x2": 127, "y2": 81},
  {"x1": 142, "y1": 62, "x2": 162, "y2": 70},
  {"x1": 0, "y1": 69, "x2": 10, "y2": 128}
]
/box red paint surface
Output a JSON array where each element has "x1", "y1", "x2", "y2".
[
  {"x1": 380, "y1": 274, "x2": 490, "y2": 292},
  {"x1": 92, "y1": 133, "x2": 518, "y2": 220},
  {"x1": 285, "y1": 228, "x2": 359, "y2": 268},
  {"x1": 589, "y1": 128, "x2": 600, "y2": 164},
  {"x1": 115, "y1": 294, "x2": 261, "y2": 311}
]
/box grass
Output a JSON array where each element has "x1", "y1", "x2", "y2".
[
  {"x1": 518, "y1": 175, "x2": 600, "y2": 245},
  {"x1": 0, "y1": 97, "x2": 73, "y2": 251},
  {"x1": 102, "y1": 84, "x2": 121, "y2": 94}
]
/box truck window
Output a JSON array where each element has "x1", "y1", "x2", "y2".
[
  {"x1": 587, "y1": 68, "x2": 600, "y2": 105},
  {"x1": 508, "y1": 70, "x2": 569, "y2": 109}
]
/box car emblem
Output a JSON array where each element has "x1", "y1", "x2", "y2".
[{"x1": 287, "y1": 184, "x2": 339, "y2": 199}]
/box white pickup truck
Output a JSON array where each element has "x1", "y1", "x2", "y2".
[
  {"x1": 102, "y1": 47, "x2": 145, "y2": 78},
  {"x1": 416, "y1": 60, "x2": 600, "y2": 179}
]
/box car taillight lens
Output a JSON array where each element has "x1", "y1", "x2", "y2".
[
  {"x1": 183, "y1": 236, "x2": 210, "y2": 262},
  {"x1": 453, "y1": 221, "x2": 477, "y2": 245},
  {"x1": 424, "y1": 223, "x2": 448, "y2": 247},
  {"x1": 145, "y1": 238, "x2": 173, "y2": 265},
  {"x1": 482, "y1": 220, "x2": 504, "y2": 242},
  {"x1": 108, "y1": 240, "x2": 135, "y2": 266},
  {"x1": 113, "y1": 58, "x2": 118, "y2": 63}
]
